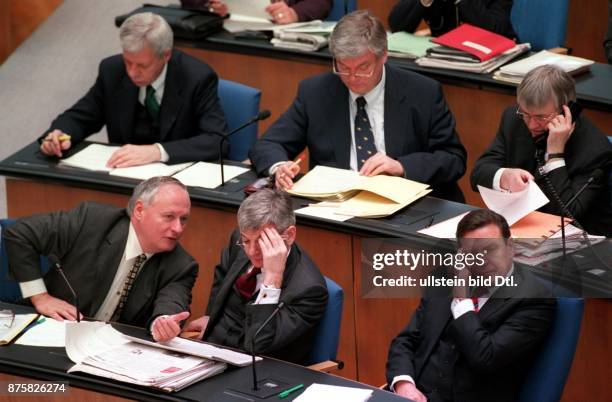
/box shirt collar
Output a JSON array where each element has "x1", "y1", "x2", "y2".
[
  {"x1": 349, "y1": 65, "x2": 386, "y2": 105},
  {"x1": 147, "y1": 62, "x2": 167, "y2": 92},
  {"x1": 126, "y1": 223, "x2": 154, "y2": 261}
]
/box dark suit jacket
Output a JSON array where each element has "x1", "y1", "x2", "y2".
[
  {"x1": 41, "y1": 49, "x2": 228, "y2": 164},
  {"x1": 249, "y1": 65, "x2": 467, "y2": 201},
  {"x1": 386, "y1": 267, "x2": 555, "y2": 402},
  {"x1": 203, "y1": 230, "x2": 328, "y2": 364},
  {"x1": 471, "y1": 106, "x2": 612, "y2": 236},
  {"x1": 3, "y1": 202, "x2": 198, "y2": 328},
  {"x1": 388, "y1": 0, "x2": 515, "y2": 38}
]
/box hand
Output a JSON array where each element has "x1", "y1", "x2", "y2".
[
  {"x1": 274, "y1": 161, "x2": 301, "y2": 190},
  {"x1": 30, "y1": 292, "x2": 82, "y2": 321},
  {"x1": 152, "y1": 311, "x2": 190, "y2": 342},
  {"x1": 499, "y1": 168, "x2": 533, "y2": 192},
  {"x1": 258, "y1": 227, "x2": 288, "y2": 288},
  {"x1": 452, "y1": 257, "x2": 471, "y2": 299},
  {"x1": 546, "y1": 104, "x2": 575, "y2": 154},
  {"x1": 359, "y1": 152, "x2": 405, "y2": 177},
  {"x1": 182, "y1": 315, "x2": 210, "y2": 337},
  {"x1": 265, "y1": 2, "x2": 298, "y2": 24},
  {"x1": 207, "y1": 0, "x2": 228, "y2": 17},
  {"x1": 394, "y1": 381, "x2": 428, "y2": 402},
  {"x1": 40, "y1": 130, "x2": 72, "y2": 157},
  {"x1": 106, "y1": 144, "x2": 161, "y2": 168}
]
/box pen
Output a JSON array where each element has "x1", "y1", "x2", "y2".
[
  {"x1": 44, "y1": 134, "x2": 71, "y2": 142},
  {"x1": 291, "y1": 157, "x2": 302, "y2": 168},
  {"x1": 279, "y1": 383, "x2": 304, "y2": 398}
]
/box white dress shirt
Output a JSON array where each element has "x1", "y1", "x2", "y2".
[{"x1": 137, "y1": 63, "x2": 170, "y2": 162}]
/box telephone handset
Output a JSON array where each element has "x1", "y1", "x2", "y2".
[{"x1": 533, "y1": 100, "x2": 583, "y2": 147}]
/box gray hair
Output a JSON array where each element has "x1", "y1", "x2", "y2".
[
  {"x1": 237, "y1": 189, "x2": 296, "y2": 232},
  {"x1": 517, "y1": 65, "x2": 576, "y2": 110},
  {"x1": 119, "y1": 12, "x2": 173, "y2": 56},
  {"x1": 127, "y1": 176, "x2": 187, "y2": 216},
  {"x1": 329, "y1": 10, "x2": 387, "y2": 59}
]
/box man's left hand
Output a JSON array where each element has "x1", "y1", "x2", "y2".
[
  {"x1": 359, "y1": 152, "x2": 405, "y2": 177},
  {"x1": 106, "y1": 144, "x2": 161, "y2": 168},
  {"x1": 259, "y1": 227, "x2": 288, "y2": 288},
  {"x1": 265, "y1": 2, "x2": 298, "y2": 24},
  {"x1": 152, "y1": 311, "x2": 190, "y2": 342},
  {"x1": 546, "y1": 104, "x2": 575, "y2": 154}
]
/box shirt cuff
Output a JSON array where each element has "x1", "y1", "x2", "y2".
[
  {"x1": 492, "y1": 168, "x2": 507, "y2": 191},
  {"x1": 155, "y1": 143, "x2": 169, "y2": 162},
  {"x1": 20, "y1": 278, "x2": 47, "y2": 299},
  {"x1": 542, "y1": 159, "x2": 565, "y2": 174},
  {"x1": 451, "y1": 298, "x2": 475, "y2": 319},
  {"x1": 391, "y1": 375, "x2": 416, "y2": 392},
  {"x1": 268, "y1": 161, "x2": 287, "y2": 176},
  {"x1": 420, "y1": 0, "x2": 434, "y2": 6},
  {"x1": 254, "y1": 284, "x2": 281, "y2": 305}
]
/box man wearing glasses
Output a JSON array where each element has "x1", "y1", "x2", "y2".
[
  {"x1": 249, "y1": 10, "x2": 467, "y2": 202},
  {"x1": 471, "y1": 65, "x2": 612, "y2": 236},
  {"x1": 155, "y1": 189, "x2": 328, "y2": 364}
]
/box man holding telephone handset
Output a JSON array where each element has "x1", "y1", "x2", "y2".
[{"x1": 471, "y1": 65, "x2": 612, "y2": 236}]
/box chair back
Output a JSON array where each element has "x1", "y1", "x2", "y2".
[
  {"x1": 326, "y1": 0, "x2": 357, "y2": 21},
  {"x1": 217, "y1": 79, "x2": 261, "y2": 161},
  {"x1": 0, "y1": 219, "x2": 50, "y2": 303},
  {"x1": 303, "y1": 276, "x2": 344, "y2": 365},
  {"x1": 608, "y1": 136, "x2": 612, "y2": 208},
  {"x1": 518, "y1": 297, "x2": 584, "y2": 402},
  {"x1": 511, "y1": 0, "x2": 570, "y2": 50}
]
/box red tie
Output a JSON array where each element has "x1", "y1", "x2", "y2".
[
  {"x1": 471, "y1": 297, "x2": 480, "y2": 313},
  {"x1": 235, "y1": 267, "x2": 262, "y2": 299}
]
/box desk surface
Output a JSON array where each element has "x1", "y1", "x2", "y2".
[
  {"x1": 0, "y1": 304, "x2": 405, "y2": 402},
  {"x1": 182, "y1": 32, "x2": 612, "y2": 111}
]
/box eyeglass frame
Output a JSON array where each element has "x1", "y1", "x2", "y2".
[
  {"x1": 515, "y1": 107, "x2": 559, "y2": 125},
  {"x1": 236, "y1": 230, "x2": 290, "y2": 249},
  {"x1": 332, "y1": 57, "x2": 377, "y2": 78},
  {"x1": 0, "y1": 309, "x2": 15, "y2": 328}
]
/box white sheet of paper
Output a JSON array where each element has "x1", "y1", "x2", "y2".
[
  {"x1": 295, "y1": 205, "x2": 353, "y2": 222},
  {"x1": 294, "y1": 384, "x2": 373, "y2": 402},
  {"x1": 225, "y1": 0, "x2": 270, "y2": 21},
  {"x1": 110, "y1": 162, "x2": 193, "y2": 181},
  {"x1": 15, "y1": 317, "x2": 67, "y2": 347},
  {"x1": 65, "y1": 321, "x2": 129, "y2": 364},
  {"x1": 172, "y1": 162, "x2": 249, "y2": 189},
  {"x1": 417, "y1": 212, "x2": 469, "y2": 239},
  {"x1": 478, "y1": 181, "x2": 549, "y2": 225},
  {"x1": 59, "y1": 144, "x2": 119, "y2": 172}
]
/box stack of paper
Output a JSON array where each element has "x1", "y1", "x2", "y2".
[
  {"x1": 387, "y1": 32, "x2": 439, "y2": 59},
  {"x1": 271, "y1": 31, "x2": 328, "y2": 52},
  {"x1": 0, "y1": 313, "x2": 38, "y2": 345},
  {"x1": 173, "y1": 162, "x2": 249, "y2": 189},
  {"x1": 493, "y1": 50, "x2": 595, "y2": 84},
  {"x1": 223, "y1": 0, "x2": 322, "y2": 33},
  {"x1": 287, "y1": 166, "x2": 431, "y2": 218}
]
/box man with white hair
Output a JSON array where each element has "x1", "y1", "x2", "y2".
[
  {"x1": 40, "y1": 12, "x2": 227, "y2": 167},
  {"x1": 249, "y1": 10, "x2": 467, "y2": 202}
]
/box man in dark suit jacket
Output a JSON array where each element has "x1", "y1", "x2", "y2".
[
  {"x1": 471, "y1": 65, "x2": 612, "y2": 236},
  {"x1": 4, "y1": 177, "x2": 198, "y2": 339},
  {"x1": 388, "y1": 0, "x2": 515, "y2": 38},
  {"x1": 160, "y1": 189, "x2": 328, "y2": 364},
  {"x1": 249, "y1": 11, "x2": 466, "y2": 202},
  {"x1": 40, "y1": 12, "x2": 227, "y2": 167},
  {"x1": 386, "y1": 209, "x2": 556, "y2": 402}
]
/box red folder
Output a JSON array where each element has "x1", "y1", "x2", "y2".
[{"x1": 432, "y1": 23, "x2": 516, "y2": 61}]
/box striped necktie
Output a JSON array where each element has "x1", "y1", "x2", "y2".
[{"x1": 111, "y1": 254, "x2": 147, "y2": 322}]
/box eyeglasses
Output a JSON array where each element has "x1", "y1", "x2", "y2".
[
  {"x1": 236, "y1": 231, "x2": 289, "y2": 249},
  {"x1": 332, "y1": 58, "x2": 376, "y2": 78},
  {"x1": 515, "y1": 107, "x2": 558, "y2": 124},
  {"x1": 0, "y1": 309, "x2": 15, "y2": 328}
]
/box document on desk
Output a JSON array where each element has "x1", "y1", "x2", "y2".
[
  {"x1": 295, "y1": 204, "x2": 354, "y2": 222},
  {"x1": 294, "y1": 384, "x2": 373, "y2": 402},
  {"x1": 223, "y1": 0, "x2": 323, "y2": 33},
  {"x1": 0, "y1": 313, "x2": 38, "y2": 345},
  {"x1": 59, "y1": 143, "x2": 119, "y2": 172},
  {"x1": 173, "y1": 162, "x2": 249, "y2": 188},
  {"x1": 15, "y1": 317, "x2": 66, "y2": 347},
  {"x1": 418, "y1": 212, "x2": 470, "y2": 239},
  {"x1": 110, "y1": 162, "x2": 193, "y2": 180},
  {"x1": 478, "y1": 181, "x2": 549, "y2": 225}
]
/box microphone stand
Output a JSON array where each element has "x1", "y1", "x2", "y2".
[{"x1": 49, "y1": 255, "x2": 80, "y2": 322}]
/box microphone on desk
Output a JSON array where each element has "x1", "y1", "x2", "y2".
[
  {"x1": 214, "y1": 110, "x2": 271, "y2": 187},
  {"x1": 48, "y1": 254, "x2": 80, "y2": 323}
]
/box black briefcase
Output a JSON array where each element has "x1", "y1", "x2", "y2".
[{"x1": 115, "y1": 4, "x2": 224, "y2": 40}]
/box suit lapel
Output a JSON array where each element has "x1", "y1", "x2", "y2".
[
  {"x1": 114, "y1": 75, "x2": 139, "y2": 144},
  {"x1": 122, "y1": 256, "x2": 158, "y2": 321},
  {"x1": 159, "y1": 52, "x2": 182, "y2": 141},
  {"x1": 327, "y1": 77, "x2": 351, "y2": 169},
  {"x1": 383, "y1": 66, "x2": 407, "y2": 155},
  {"x1": 207, "y1": 250, "x2": 251, "y2": 326}
]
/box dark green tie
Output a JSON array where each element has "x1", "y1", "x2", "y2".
[{"x1": 145, "y1": 85, "x2": 160, "y2": 122}]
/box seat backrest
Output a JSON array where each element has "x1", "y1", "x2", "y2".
[
  {"x1": 217, "y1": 79, "x2": 261, "y2": 161},
  {"x1": 0, "y1": 219, "x2": 50, "y2": 303},
  {"x1": 511, "y1": 0, "x2": 570, "y2": 51},
  {"x1": 303, "y1": 276, "x2": 344, "y2": 365},
  {"x1": 326, "y1": 0, "x2": 357, "y2": 21},
  {"x1": 518, "y1": 297, "x2": 584, "y2": 402},
  {"x1": 608, "y1": 137, "x2": 612, "y2": 208}
]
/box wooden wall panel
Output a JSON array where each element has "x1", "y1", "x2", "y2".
[{"x1": 0, "y1": 0, "x2": 10, "y2": 64}]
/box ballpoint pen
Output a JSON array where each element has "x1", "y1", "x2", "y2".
[{"x1": 278, "y1": 383, "x2": 304, "y2": 398}]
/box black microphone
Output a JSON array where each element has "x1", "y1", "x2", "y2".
[
  {"x1": 214, "y1": 110, "x2": 271, "y2": 186},
  {"x1": 48, "y1": 254, "x2": 80, "y2": 322},
  {"x1": 565, "y1": 169, "x2": 603, "y2": 208},
  {"x1": 251, "y1": 301, "x2": 284, "y2": 391}
]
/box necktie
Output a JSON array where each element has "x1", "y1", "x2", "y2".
[
  {"x1": 145, "y1": 85, "x2": 160, "y2": 122},
  {"x1": 235, "y1": 266, "x2": 262, "y2": 299},
  {"x1": 471, "y1": 297, "x2": 480, "y2": 313},
  {"x1": 111, "y1": 254, "x2": 147, "y2": 322},
  {"x1": 354, "y1": 96, "x2": 377, "y2": 170}
]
